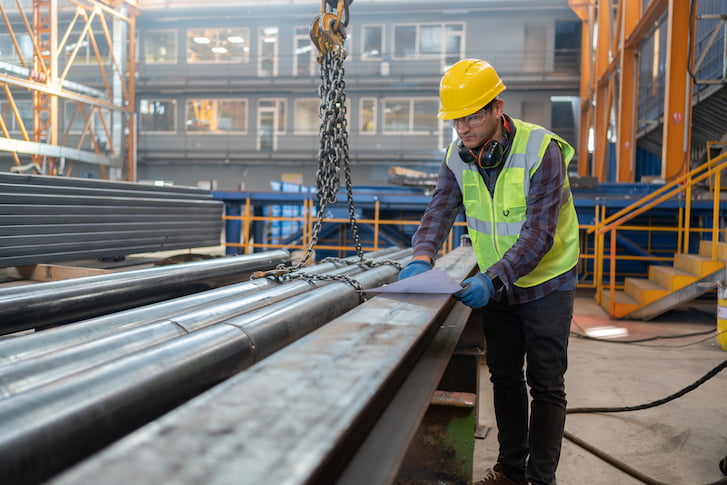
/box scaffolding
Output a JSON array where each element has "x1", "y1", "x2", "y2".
[{"x1": 0, "y1": 0, "x2": 138, "y2": 179}]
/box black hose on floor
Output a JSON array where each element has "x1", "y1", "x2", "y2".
[
  {"x1": 565, "y1": 359, "x2": 727, "y2": 485},
  {"x1": 567, "y1": 359, "x2": 727, "y2": 414}
]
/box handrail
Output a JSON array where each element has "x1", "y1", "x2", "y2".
[
  {"x1": 588, "y1": 149, "x2": 727, "y2": 237},
  {"x1": 593, "y1": 144, "x2": 727, "y2": 317},
  {"x1": 223, "y1": 198, "x2": 469, "y2": 257}
]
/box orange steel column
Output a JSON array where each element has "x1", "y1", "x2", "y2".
[
  {"x1": 616, "y1": 0, "x2": 640, "y2": 182},
  {"x1": 570, "y1": 0, "x2": 594, "y2": 177},
  {"x1": 32, "y1": 0, "x2": 57, "y2": 173},
  {"x1": 661, "y1": 0, "x2": 693, "y2": 181},
  {"x1": 593, "y1": 0, "x2": 611, "y2": 181},
  {"x1": 126, "y1": 6, "x2": 138, "y2": 181}
]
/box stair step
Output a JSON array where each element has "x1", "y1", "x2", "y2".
[
  {"x1": 624, "y1": 277, "x2": 669, "y2": 305},
  {"x1": 673, "y1": 253, "x2": 724, "y2": 276},
  {"x1": 599, "y1": 289, "x2": 639, "y2": 319},
  {"x1": 698, "y1": 240, "x2": 727, "y2": 261},
  {"x1": 649, "y1": 265, "x2": 699, "y2": 291}
]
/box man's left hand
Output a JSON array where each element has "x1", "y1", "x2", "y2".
[{"x1": 455, "y1": 273, "x2": 494, "y2": 308}]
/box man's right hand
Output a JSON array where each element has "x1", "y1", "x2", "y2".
[{"x1": 398, "y1": 259, "x2": 432, "y2": 280}]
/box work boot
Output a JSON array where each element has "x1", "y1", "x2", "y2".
[{"x1": 475, "y1": 464, "x2": 528, "y2": 485}]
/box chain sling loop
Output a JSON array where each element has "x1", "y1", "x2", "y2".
[{"x1": 252, "y1": 1, "x2": 402, "y2": 293}]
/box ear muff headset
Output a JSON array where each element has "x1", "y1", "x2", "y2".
[
  {"x1": 458, "y1": 140, "x2": 506, "y2": 169},
  {"x1": 457, "y1": 117, "x2": 511, "y2": 169}
]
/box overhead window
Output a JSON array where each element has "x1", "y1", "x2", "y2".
[
  {"x1": 139, "y1": 99, "x2": 176, "y2": 132},
  {"x1": 185, "y1": 99, "x2": 247, "y2": 133},
  {"x1": 361, "y1": 24, "x2": 383, "y2": 60},
  {"x1": 62, "y1": 22, "x2": 111, "y2": 66},
  {"x1": 187, "y1": 28, "x2": 250, "y2": 63},
  {"x1": 294, "y1": 99, "x2": 319, "y2": 134},
  {"x1": 392, "y1": 22, "x2": 464, "y2": 60},
  {"x1": 259, "y1": 26, "x2": 279, "y2": 77},
  {"x1": 360, "y1": 98, "x2": 376, "y2": 134},
  {"x1": 63, "y1": 102, "x2": 111, "y2": 136},
  {"x1": 383, "y1": 98, "x2": 438, "y2": 133},
  {"x1": 258, "y1": 98, "x2": 286, "y2": 151},
  {"x1": 0, "y1": 33, "x2": 33, "y2": 65},
  {"x1": 144, "y1": 30, "x2": 177, "y2": 64},
  {"x1": 294, "y1": 26, "x2": 317, "y2": 76},
  {"x1": 0, "y1": 100, "x2": 32, "y2": 134}
]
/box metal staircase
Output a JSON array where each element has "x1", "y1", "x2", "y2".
[
  {"x1": 591, "y1": 147, "x2": 727, "y2": 320},
  {"x1": 600, "y1": 240, "x2": 726, "y2": 320}
]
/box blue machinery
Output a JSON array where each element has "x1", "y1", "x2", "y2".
[{"x1": 213, "y1": 182, "x2": 720, "y2": 288}]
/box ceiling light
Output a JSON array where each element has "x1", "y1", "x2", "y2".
[
  {"x1": 193, "y1": 37, "x2": 211, "y2": 44},
  {"x1": 211, "y1": 46, "x2": 228, "y2": 54},
  {"x1": 227, "y1": 36, "x2": 245, "y2": 43}
]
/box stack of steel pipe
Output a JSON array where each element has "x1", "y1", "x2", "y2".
[
  {"x1": 0, "y1": 247, "x2": 412, "y2": 485},
  {"x1": 45, "y1": 246, "x2": 478, "y2": 485},
  {"x1": 0, "y1": 172, "x2": 224, "y2": 267},
  {"x1": 0, "y1": 249, "x2": 291, "y2": 336}
]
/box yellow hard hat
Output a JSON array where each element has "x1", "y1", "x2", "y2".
[{"x1": 438, "y1": 59, "x2": 506, "y2": 120}]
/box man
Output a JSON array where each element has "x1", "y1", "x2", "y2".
[{"x1": 398, "y1": 59, "x2": 579, "y2": 485}]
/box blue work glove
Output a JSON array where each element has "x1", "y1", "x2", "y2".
[
  {"x1": 456, "y1": 273, "x2": 495, "y2": 308},
  {"x1": 398, "y1": 259, "x2": 432, "y2": 280}
]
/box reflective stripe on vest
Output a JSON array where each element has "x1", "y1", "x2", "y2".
[{"x1": 447, "y1": 118, "x2": 579, "y2": 287}]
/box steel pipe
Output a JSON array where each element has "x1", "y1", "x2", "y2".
[
  {"x1": 0, "y1": 252, "x2": 411, "y2": 485},
  {"x1": 0, "y1": 247, "x2": 401, "y2": 365},
  {"x1": 0, "y1": 249, "x2": 291, "y2": 335},
  {"x1": 47, "y1": 247, "x2": 477, "y2": 485},
  {"x1": 0, "y1": 249, "x2": 410, "y2": 397}
]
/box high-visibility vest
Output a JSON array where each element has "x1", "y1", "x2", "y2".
[{"x1": 446, "y1": 118, "x2": 579, "y2": 287}]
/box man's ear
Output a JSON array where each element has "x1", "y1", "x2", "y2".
[{"x1": 493, "y1": 99, "x2": 505, "y2": 117}]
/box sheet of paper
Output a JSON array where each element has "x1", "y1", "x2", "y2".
[{"x1": 364, "y1": 268, "x2": 464, "y2": 294}]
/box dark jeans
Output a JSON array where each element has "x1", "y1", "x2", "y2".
[{"x1": 482, "y1": 288, "x2": 574, "y2": 485}]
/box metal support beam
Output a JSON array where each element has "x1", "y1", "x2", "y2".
[
  {"x1": 616, "y1": 0, "x2": 640, "y2": 182},
  {"x1": 571, "y1": 0, "x2": 699, "y2": 182},
  {"x1": 661, "y1": 0, "x2": 693, "y2": 180}
]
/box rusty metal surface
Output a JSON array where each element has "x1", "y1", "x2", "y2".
[
  {"x1": 337, "y1": 294, "x2": 479, "y2": 485},
  {"x1": 48, "y1": 246, "x2": 478, "y2": 485}
]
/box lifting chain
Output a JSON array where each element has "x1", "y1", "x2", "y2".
[{"x1": 252, "y1": 0, "x2": 402, "y2": 292}]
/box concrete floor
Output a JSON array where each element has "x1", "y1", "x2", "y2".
[{"x1": 472, "y1": 288, "x2": 727, "y2": 485}]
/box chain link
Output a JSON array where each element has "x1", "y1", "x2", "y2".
[{"x1": 253, "y1": 13, "x2": 403, "y2": 289}]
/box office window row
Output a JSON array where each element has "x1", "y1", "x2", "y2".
[
  {"x1": 1, "y1": 100, "x2": 110, "y2": 137},
  {"x1": 143, "y1": 21, "x2": 465, "y2": 71},
  {"x1": 0, "y1": 31, "x2": 108, "y2": 65},
  {"x1": 0, "y1": 95, "x2": 439, "y2": 136},
  {"x1": 137, "y1": 96, "x2": 440, "y2": 135}
]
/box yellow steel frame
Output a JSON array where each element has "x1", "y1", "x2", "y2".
[
  {"x1": 588, "y1": 145, "x2": 727, "y2": 317},
  {"x1": 223, "y1": 198, "x2": 468, "y2": 258},
  {"x1": 0, "y1": 0, "x2": 137, "y2": 179},
  {"x1": 570, "y1": 0, "x2": 694, "y2": 182}
]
